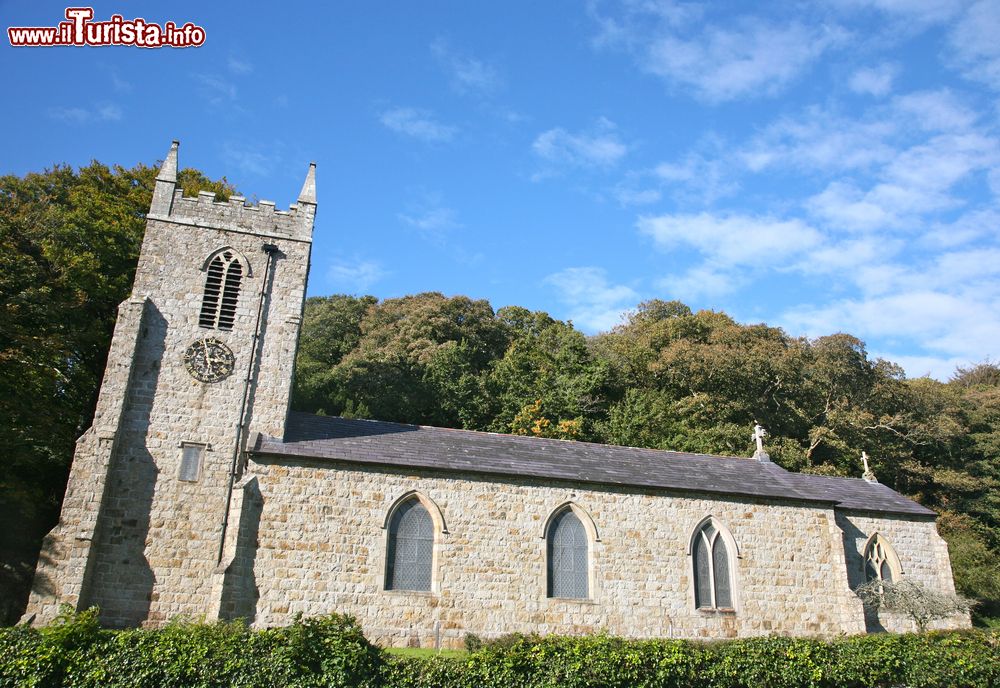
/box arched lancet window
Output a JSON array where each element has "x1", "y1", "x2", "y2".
[
  {"x1": 199, "y1": 250, "x2": 243, "y2": 330},
  {"x1": 691, "y1": 518, "x2": 736, "y2": 610},
  {"x1": 863, "y1": 533, "x2": 900, "y2": 584},
  {"x1": 385, "y1": 498, "x2": 433, "y2": 591},
  {"x1": 546, "y1": 507, "x2": 589, "y2": 599}
]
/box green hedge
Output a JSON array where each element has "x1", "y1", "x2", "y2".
[{"x1": 2, "y1": 610, "x2": 998, "y2": 688}]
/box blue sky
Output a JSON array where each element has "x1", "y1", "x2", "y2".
[{"x1": 4, "y1": 1, "x2": 999, "y2": 380}]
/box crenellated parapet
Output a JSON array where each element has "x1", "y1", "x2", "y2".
[{"x1": 147, "y1": 141, "x2": 314, "y2": 243}]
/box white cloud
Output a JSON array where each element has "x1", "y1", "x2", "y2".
[
  {"x1": 222, "y1": 143, "x2": 274, "y2": 177},
  {"x1": 652, "y1": 150, "x2": 739, "y2": 202},
  {"x1": 639, "y1": 20, "x2": 843, "y2": 102},
  {"x1": 397, "y1": 190, "x2": 462, "y2": 239},
  {"x1": 922, "y1": 209, "x2": 1000, "y2": 248},
  {"x1": 532, "y1": 119, "x2": 629, "y2": 173},
  {"x1": 613, "y1": 186, "x2": 662, "y2": 206},
  {"x1": 948, "y1": 0, "x2": 1000, "y2": 90},
  {"x1": 656, "y1": 265, "x2": 741, "y2": 300},
  {"x1": 227, "y1": 54, "x2": 253, "y2": 75},
  {"x1": 380, "y1": 107, "x2": 457, "y2": 142},
  {"x1": 110, "y1": 72, "x2": 131, "y2": 92},
  {"x1": 782, "y1": 289, "x2": 1000, "y2": 374},
  {"x1": 327, "y1": 259, "x2": 387, "y2": 293},
  {"x1": 544, "y1": 267, "x2": 638, "y2": 332},
  {"x1": 47, "y1": 103, "x2": 122, "y2": 123},
  {"x1": 831, "y1": 0, "x2": 962, "y2": 26},
  {"x1": 806, "y1": 181, "x2": 905, "y2": 231},
  {"x1": 431, "y1": 39, "x2": 502, "y2": 95},
  {"x1": 807, "y1": 132, "x2": 999, "y2": 231},
  {"x1": 398, "y1": 206, "x2": 460, "y2": 233},
  {"x1": 638, "y1": 212, "x2": 823, "y2": 267},
  {"x1": 848, "y1": 63, "x2": 898, "y2": 96},
  {"x1": 793, "y1": 236, "x2": 902, "y2": 277},
  {"x1": 739, "y1": 107, "x2": 896, "y2": 174},
  {"x1": 892, "y1": 89, "x2": 978, "y2": 131},
  {"x1": 196, "y1": 74, "x2": 238, "y2": 105}
]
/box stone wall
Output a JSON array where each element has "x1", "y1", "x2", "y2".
[{"x1": 237, "y1": 457, "x2": 874, "y2": 648}]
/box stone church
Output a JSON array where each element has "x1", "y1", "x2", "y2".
[{"x1": 24, "y1": 142, "x2": 966, "y2": 648}]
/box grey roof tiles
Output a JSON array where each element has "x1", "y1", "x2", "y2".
[{"x1": 251, "y1": 412, "x2": 935, "y2": 518}]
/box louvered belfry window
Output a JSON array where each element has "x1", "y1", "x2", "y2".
[
  {"x1": 385, "y1": 499, "x2": 433, "y2": 591},
  {"x1": 199, "y1": 251, "x2": 242, "y2": 330},
  {"x1": 693, "y1": 520, "x2": 735, "y2": 610},
  {"x1": 547, "y1": 508, "x2": 589, "y2": 599}
]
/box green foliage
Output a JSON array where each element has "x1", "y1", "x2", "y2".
[
  {"x1": 0, "y1": 610, "x2": 381, "y2": 688},
  {"x1": 384, "y1": 629, "x2": 1000, "y2": 688},
  {"x1": 0, "y1": 162, "x2": 236, "y2": 624},
  {"x1": 1, "y1": 610, "x2": 999, "y2": 687}
]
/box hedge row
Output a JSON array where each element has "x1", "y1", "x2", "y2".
[{"x1": 1, "y1": 609, "x2": 998, "y2": 688}]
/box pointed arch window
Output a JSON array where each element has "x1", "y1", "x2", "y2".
[
  {"x1": 863, "y1": 534, "x2": 900, "y2": 584},
  {"x1": 546, "y1": 507, "x2": 590, "y2": 599},
  {"x1": 385, "y1": 498, "x2": 433, "y2": 592},
  {"x1": 691, "y1": 519, "x2": 736, "y2": 610},
  {"x1": 199, "y1": 250, "x2": 243, "y2": 330}
]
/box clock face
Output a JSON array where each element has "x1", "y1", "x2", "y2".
[{"x1": 183, "y1": 337, "x2": 236, "y2": 383}]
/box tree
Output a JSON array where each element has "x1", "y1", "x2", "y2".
[
  {"x1": 293, "y1": 292, "x2": 510, "y2": 428},
  {"x1": 855, "y1": 579, "x2": 975, "y2": 632}
]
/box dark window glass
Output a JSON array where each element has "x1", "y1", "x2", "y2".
[
  {"x1": 880, "y1": 560, "x2": 893, "y2": 583},
  {"x1": 865, "y1": 561, "x2": 879, "y2": 582},
  {"x1": 694, "y1": 520, "x2": 736, "y2": 610},
  {"x1": 547, "y1": 509, "x2": 589, "y2": 599},
  {"x1": 694, "y1": 534, "x2": 712, "y2": 608},
  {"x1": 385, "y1": 500, "x2": 433, "y2": 591},
  {"x1": 713, "y1": 536, "x2": 732, "y2": 608}
]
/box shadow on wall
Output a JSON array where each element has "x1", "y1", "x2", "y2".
[
  {"x1": 82, "y1": 303, "x2": 165, "y2": 627},
  {"x1": 242, "y1": 248, "x2": 281, "y2": 452},
  {"x1": 835, "y1": 512, "x2": 886, "y2": 633},
  {"x1": 219, "y1": 477, "x2": 263, "y2": 623}
]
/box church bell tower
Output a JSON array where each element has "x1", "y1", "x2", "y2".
[{"x1": 23, "y1": 141, "x2": 316, "y2": 626}]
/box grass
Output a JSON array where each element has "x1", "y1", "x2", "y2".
[{"x1": 384, "y1": 646, "x2": 467, "y2": 659}]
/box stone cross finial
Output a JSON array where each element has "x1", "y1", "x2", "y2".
[
  {"x1": 752, "y1": 422, "x2": 770, "y2": 462},
  {"x1": 861, "y1": 451, "x2": 878, "y2": 483}
]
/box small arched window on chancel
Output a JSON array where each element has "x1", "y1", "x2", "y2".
[
  {"x1": 199, "y1": 249, "x2": 244, "y2": 330},
  {"x1": 385, "y1": 498, "x2": 434, "y2": 592},
  {"x1": 863, "y1": 533, "x2": 901, "y2": 584},
  {"x1": 691, "y1": 518, "x2": 737, "y2": 611}
]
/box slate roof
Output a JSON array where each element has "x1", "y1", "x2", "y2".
[{"x1": 251, "y1": 412, "x2": 935, "y2": 518}]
